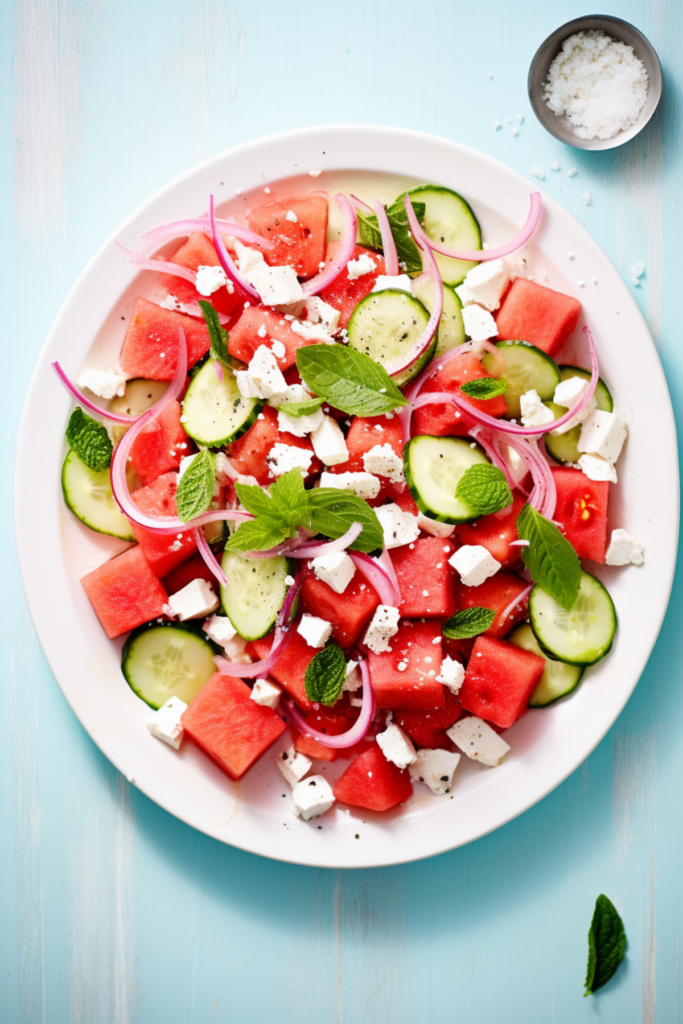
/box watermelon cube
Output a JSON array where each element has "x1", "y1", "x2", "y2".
[
  {"x1": 227, "y1": 406, "x2": 321, "y2": 485},
  {"x1": 454, "y1": 492, "x2": 526, "y2": 569},
  {"x1": 81, "y1": 544, "x2": 168, "y2": 639},
  {"x1": 390, "y1": 537, "x2": 457, "y2": 618},
  {"x1": 458, "y1": 636, "x2": 545, "y2": 728},
  {"x1": 246, "y1": 629, "x2": 315, "y2": 711},
  {"x1": 395, "y1": 688, "x2": 463, "y2": 750},
  {"x1": 333, "y1": 745, "x2": 413, "y2": 812},
  {"x1": 129, "y1": 400, "x2": 190, "y2": 486},
  {"x1": 158, "y1": 231, "x2": 246, "y2": 319},
  {"x1": 247, "y1": 195, "x2": 328, "y2": 278},
  {"x1": 300, "y1": 572, "x2": 379, "y2": 648},
  {"x1": 455, "y1": 570, "x2": 530, "y2": 638},
  {"x1": 119, "y1": 298, "x2": 210, "y2": 380},
  {"x1": 291, "y1": 707, "x2": 356, "y2": 763},
  {"x1": 129, "y1": 472, "x2": 197, "y2": 577},
  {"x1": 163, "y1": 552, "x2": 217, "y2": 594},
  {"x1": 412, "y1": 353, "x2": 508, "y2": 437},
  {"x1": 551, "y1": 466, "x2": 608, "y2": 563},
  {"x1": 368, "y1": 620, "x2": 446, "y2": 711},
  {"x1": 495, "y1": 279, "x2": 582, "y2": 357},
  {"x1": 181, "y1": 673, "x2": 286, "y2": 780},
  {"x1": 330, "y1": 414, "x2": 404, "y2": 474},
  {"x1": 228, "y1": 305, "x2": 317, "y2": 371},
  {"x1": 319, "y1": 244, "x2": 386, "y2": 328}
]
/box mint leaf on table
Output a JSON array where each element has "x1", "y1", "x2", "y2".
[
  {"x1": 517, "y1": 503, "x2": 581, "y2": 612},
  {"x1": 442, "y1": 607, "x2": 496, "y2": 640},
  {"x1": 176, "y1": 448, "x2": 216, "y2": 522},
  {"x1": 277, "y1": 397, "x2": 324, "y2": 418},
  {"x1": 198, "y1": 299, "x2": 230, "y2": 367},
  {"x1": 296, "y1": 344, "x2": 408, "y2": 417},
  {"x1": 304, "y1": 643, "x2": 347, "y2": 706},
  {"x1": 357, "y1": 199, "x2": 426, "y2": 275},
  {"x1": 460, "y1": 377, "x2": 508, "y2": 400},
  {"x1": 455, "y1": 464, "x2": 513, "y2": 516},
  {"x1": 585, "y1": 895, "x2": 627, "y2": 996},
  {"x1": 65, "y1": 407, "x2": 113, "y2": 472}
]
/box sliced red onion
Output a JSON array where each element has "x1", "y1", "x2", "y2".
[
  {"x1": 193, "y1": 527, "x2": 229, "y2": 587},
  {"x1": 500, "y1": 583, "x2": 533, "y2": 624},
  {"x1": 116, "y1": 243, "x2": 198, "y2": 284},
  {"x1": 52, "y1": 361, "x2": 137, "y2": 424},
  {"x1": 468, "y1": 426, "x2": 515, "y2": 489},
  {"x1": 213, "y1": 360, "x2": 224, "y2": 383},
  {"x1": 376, "y1": 547, "x2": 400, "y2": 599},
  {"x1": 244, "y1": 535, "x2": 308, "y2": 559},
  {"x1": 289, "y1": 521, "x2": 363, "y2": 559},
  {"x1": 284, "y1": 658, "x2": 375, "y2": 749},
  {"x1": 424, "y1": 192, "x2": 542, "y2": 261},
  {"x1": 302, "y1": 194, "x2": 357, "y2": 296},
  {"x1": 350, "y1": 194, "x2": 373, "y2": 212},
  {"x1": 374, "y1": 197, "x2": 399, "y2": 276},
  {"x1": 349, "y1": 552, "x2": 400, "y2": 606},
  {"x1": 141, "y1": 218, "x2": 272, "y2": 250},
  {"x1": 209, "y1": 194, "x2": 261, "y2": 301}
]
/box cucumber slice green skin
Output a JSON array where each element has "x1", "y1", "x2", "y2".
[
  {"x1": 62, "y1": 449, "x2": 135, "y2": 541},
  {"x1": 398, "y1": 185, "x2": 481, "y2": 286},
  {"x1": 559, "y1": 365, "x2": 613, "y2": 413},
  {"x1": 412, "y1": 277, "x2": 466, "y2": 356},
  {"x1": 509, "y1": 623, "x2": 585, "y2": 707},
  {"x1": 347, "y1": 288, "x2": 435, "y2": 387},
  {"x1": 544, "y1": 366, "x2": 614, "y2": 464},
  {"x1": 220, "y1": 551, "x2": 293, "y2": 641},
  {"x1": 108, "y1": 378, "x2": 169, "y2": 418},
  {"x1": 404, "y1": 435, "x2": 490, "y2": 524},
  {"x1": 182, "y1": 358, "x2": 262, "y2": 448},
  {"x1": 529, "y1": 571, "x2": 617, "y2": 667},
  {"x1": 482, "y1": 341, "x2": 561, "y2": 420},
  {"x1": 122, "y1": 622, "x2": 219, "y2": 710}
]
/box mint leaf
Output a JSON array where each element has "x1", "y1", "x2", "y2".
[
  {"x1": 517, "y1": 504, "x2": 581, "y2": 611},
  {"x1": 357, "y1": 199, "x2": 426, "y2": 274},
  {"x1": 460, "y1": 377, "x2": 508, "y2": 400},
  {"x1": 296, "y1": 344, "x2": 408, "y2": 417},
  {"x1": 66, "y1": 407, "x2": 113, "y2": 472},
  {"x1": 306, "y1": 489, "x2": 383, "y2": 553},
  {"x1": 304, "y1": 643, "x2": 347, "y2": 706},
  {"x1": 442, "y1": 607, "x2": 496, "y2": 640},
  {"x1": 585, "y1": 895, "x2": 627, "y2": 996},
  {"x1": 455, "y1": 464, "x2": 513, "y2": 516},
  {"x1": 198, "y1": 299, "x2": 230, "y2": 366},
  {"x1": 278, "y1": 397, "x2": 324, "y2": 418},
  {"x1": 176, "y1": 449, "x2": 216, "y2": 522},
  {"x1": 224, "y1": 516, "x2": 291, "y2": 553}
]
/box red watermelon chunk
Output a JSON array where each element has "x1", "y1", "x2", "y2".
[
  {"x1": 227, "y1": 405, "x2": 321, "y2": 485},
  {"x1": 319, "y1": 243, "x2": 386, "y2": 328},
  {"x1": 333, "y1": 745, "x2": 413, "y2": 812},
  {"x1": 412, "y1": 353, "x2": 508, "y2": 437},
  {"x1": 129, "y1": 400, "x2": 190, "y2": 486},
  {"x1": 247, "y1": 195, "x2": 328, "y2": 278},
  {"x1": 181, "y1": 673, "x2": 286, "y2": 780},
  {"x1": 390, "y1": 537, "x2": 457, "y2": 618},
  {"x1": 454, "y1": 492, "x2": 525, "y2": 569},
  {"x1": 328, "y1": 413, "x2": 404, "y2": 506},
  {"x1": 228, "y1": 306, "x2": 317, "y2": 371},
  {"x1": 81, "y1": 545, "x2": 168, "y2": 639},
  {"x1": 300, "y1": 572, "x2": 379, "y2": 648},
  {"x1": 395, "y1": 688, "x2": 463, "y2": 750},
  {"x1": 129, "y1": 472, "x2": 197, "y2": 577},
  {"x1": 158, "y1": 231, "x2": 246, "y2": 319},
  {"x1": 458, "y1": 636, "x2": 544, "y2": 729},
  {"x1": 120, "y1": 298, "x2": 210, "y2": 380},
  {"x1": 455, "y1": 570, "x2": 530, "y2": 638},
  {"x1": 368, "y1": 620, "x2": 446, "y2": 711},
  {"x1": 495, "y1": 279, "x2": 582, "y2": 357},
  {"x1": 163, "y1": 552, "x2": 217, "y2": 594},
  {"x1": 245, "y1": 628, "x2": 315, "y2": 711},
  {"x1": 551, "y1": 466, "x2": 608, "y2": 562},
  {"x1": 291, "y1": 707, "x2": 357, "y2": 763}
]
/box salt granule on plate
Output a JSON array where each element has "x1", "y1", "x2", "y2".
[{"x1": 543, "y1": 29, "x2": 648, "y2": 141}]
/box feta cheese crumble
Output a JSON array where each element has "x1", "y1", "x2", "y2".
[
  {"x1": 195, "y1": 264, "x2": 228, "y2": 296},
  {"x1": 290, "y1": 320, "x2": 336, "y2": 344},
  {"x1": 455, "y1": 258, "x2": 511, "y2": 312},
  {"x1": 376, "y1": 724, "x2": 417, "y2": 769},
  {"x1": 362, "y1": 443, "x2": 404, "y2": 483},
  {"x1": 236, "y1": 346, "x2": 288, "y2": 400},
  {"x1": 250, "y1": 678, "x2": 282, "y2": 709},
  {"x1": 297, "y1": 614, "x2": 333, "y2": 648},
  {"x1": 319, "y1": 470, "x2": 380, "y2": 499},
  {"x1": 292, "y1": 775, "x2": 335, "y2": 820},
  {"x1": 247, "y1": 263, "x2": 305, "y2": 306},
  {"x1": 306, "y1": 296, "x2": 340, "y2": 331},
  {"x1": 447, "y1": 717, "x2": 511, "y2": 767},
  {"x1": 311, "y1": 416, "x2": 349, "y2": 466},
  {"x1": 78, "y1": 368, "x2": 127, "y2": 400},
  {"x1": 577, "y1": 453, "x2": 617, "y2": 483},
  {"x1": 312, "y1": 551, "x2": 356, "y2": 594},
  {"x1": 409, "y1": 749, "x2": 461, "y2": 795},
  {"x1": 376, "y1": 503, "x2": 420, "y2": 549},
  {"x1": 416, "y1": 512, "x2": 455, "y2": 538},
  {"x1": 203, "y1": 614, "x2": 237, "y2": 648},
  {"x1": 285, "y1": 209, "x2": 298, "y2": 222},
  {"x1": 347, "y1": 253, "x2": 376, "y2": 279},
  {"x1": 372, "y1": 274, "x2": 413, "y2": 295},
  {"x1": 363, "y1": 605, "x2": 400, "y2": 654},
  {"x1": 550, "y1": 376, "x2": 596, "y2": 434},
  {"x1": 167, "y1": 579, "x2": 219, "y2": 621},
  {"x1": 449, "y1": 545, "x2": 501, "y2": 587},
  {"x1": 437, "y1": 656, "x2": 465, "y2": 694},
  {"x1": 577, "y1": 409, "x2": 627, "y2": 464},
  {"x1": 605, "y1": 528, "x2": 644, "y2": 566},
  {"x1": 277, "y1": 746, "x2": 311, "y2": 788},
  {"x1": 266, "y1": 443, "x2": 313, "y2": 477},
  {"x1": 461, "y1": 304, "x2": 498, "y2": 342},
  {"x1": 520, "y1": 389, "x2": 555, "y2": 429},
  {"x1": 147, "y1": 696, "x2": 188, "y2": 750}
]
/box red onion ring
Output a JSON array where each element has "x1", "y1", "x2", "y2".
[
  {"x1": 115, "y1": 243, "x2": 198, "y2": 284},
  {"x1": 209, "y1": 194, "x2": 260, "y2": 301},
  {"x1": 350, "y1": 194, "x2": 373, "y2": 213},
  {"x1": 193, "y1": 527, "x2": 229, "y2": 588},
  {"x1": 302, "y1": 194, "x2": 358, "y2": 296},
  {"x1": 424, "y1": 192, "x2": 542, "y2": 262},
  {"x1": 374, "y1": 197, "x2": 399, "y2": 276},
  {"x1": 288, "y1": 522, "x2": 363, "y2": 559},
  {"x1": 349, "y1": 552, "x2": 400, "y2": 606},
  {"x1": 500, "y1": 583, "x2": 533, "y2": 624},
  {"x1": 141, "y1": 217, "x2": 272, "y2": 250},
  {"x1": 52, "y1": 361, "x2": 137, "y2": 424},
  {"x1": 284, "y1": 658, "x2": 375, "y2": 749}
]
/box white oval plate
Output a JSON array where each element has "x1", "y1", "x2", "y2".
[{"x1": 15, "y1": 125, "x2": 678, "y2": 868}]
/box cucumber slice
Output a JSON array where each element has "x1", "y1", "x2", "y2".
[
  {"x1": 220, "y1": 551, "x2": 292, "y2": 641},
  {"x1": 122, "y1": 622, "x2": 218, "y2": 709},
  {"x1": 108, "y1": 378, "x2": 169, "y2": 418},
  {"x1": 529, "y1": 571, "x2": 616, "y2": 666},
  {"x1": 62, "y1": 449, "x2": 135, "y2": 541},
  {"x1": 559, "y1": 365, "x2": 613, "y2": 412},
  {"x1": 404, "y1": 435, "x2": 489, "y2": 524},
  {"x1": 347, "y1": 288, "x2": 435, "y2": 386},
  {"x1": 182, "y1": 358, "x2": 261, "y2": 448},
  {"x1": 398, "y1": 185, "x2": 481, "y2": 286},
  {"x1": 509, "y1": 623, "x2": 585, "y2": 707},
  {"x1": 482, "y1": 341, "x2": 561, "y2": 419},
  {"x1": 543, "y1": 402, "x2": 583, "y2": 464},
  {"x1": 412, "y1": 277, "x2": 466, "y2": 356}
]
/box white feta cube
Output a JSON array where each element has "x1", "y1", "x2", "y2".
[
  {"x1": 290, "y1": 320, "x2": 336, "y2": 344},
  {"x1": 277, "y1": 399, "x2": 325, "y2": 437},
  {"x1": 462, "y1": 304, "x2": 498, "y2": 342},
  {"x1": 285, "y1": 209, "x2": 298, "y2": 222},
  {"x1": 447, "y1": 717, "x2": 510, "y2": 767},
  {"x1": 347, "y1": 253, "x2": 376, "y2": 279},
  {"x1": 177, "y1": 452, "x2": 200, "y2": 481},
  {"x1": 550, "y1": 396, "x2": 597, "y2": 436},
  {"x1": 247, "y1": 263, "x2": 305, "y2": 306},
  {"x1": 167, "y1": 579, "x2": 219, "y2": 621},
  {"x1": 577, "y1": 410, "x2": 628, "y2": 465},
  {"x1": 277, "y1": 746, "x2": 311, "y2": 788},
  {"x1": 311, "y1": 417, "x2": 349, "y2": 466},
  {"x1": 448, "y1": 545, "x2": 500, "y2": 587},
  {"x1": 376, "y1": 503, "x2": 420, "y2": 549},
  {"x1": 306, "y1": 296, "x2": 340, "y2": 330},
  {"x1": 297, "y1": 613, "x2": 333, "y2": 648},
  {"x1": 376, "y1": 724, "x2": 417, "y2": 769},
  {"x1": 343, "y1": 659, "x2": 362, "y2": 691},
  {"x1": 409, "y1": 748, "x2": 461, "y2": 794},
  {"x1": 605, "y1": 528, "x2": 644, "y2": 566},
  {"x1": 292, "y1": 775, "x2": 335, "y2": 820},
  {"x1": 312, "y1": 551, "x2": 356, "y2": 594},
  {"x1": 266, "y1": 443, "x2": 313, "y2": 477},
  {"x1": 363, "y1": 605, "x2": 400, "y2": 654},
  {"x1": 234, "y1": 239, "x2": 265, "y2": 277},
  {"x1": 550, "y1": 376, "x2": 596, "y2": 435},
  {"x1": 250, "y1": 678, "x2": 282, "y2": 709},
  {"x1": 372, "y1": 274, "x2": 413, "y2": 294},
  {"x1": 437, "y1": 656, "x2": 465, "y2": 693},
  {"x1": 203, "y1": 613, "x2": 237, "y2": 648},
  {"x1": 78, "y1": 368, "x2": 127, "y2": 400},
  {"x1": 147, "y1": 696, "x2": 188, "y2": 750},
  {"x1": 417, "y1": 512, "x2": 455, "y2": 538},
  {"x1": 319, "y1": 470, "x2": 380, "y2": 499},
  {"x1": 195, "y1": 264, "x2": 228, "y2": 296},
  {"x1": 577, "y1": 453, "x2": 617, "y2": 483},
  {"x1": 362, "y1": 443, "x2": 404, "y2": 483},
  {"x1": 268, "y1": 383, "x2": 309, "y2": 407},
  {"x1": 455, "y1": 259, "x2": 510, "y2": 311},
  {"x1": 239, "y1": 346, "x2": 288, "y2": 400},
  {"x1": 520, "y1": 389, "x2": 555, "y2": 429}
]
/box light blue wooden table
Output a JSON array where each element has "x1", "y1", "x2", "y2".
[{"x1": 2, "y1": 1, "x2": 680, "y2": 1020}]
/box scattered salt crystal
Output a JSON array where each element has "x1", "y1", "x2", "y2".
[
  {"x1": 549, "y1": 161, "x2": 561, "y2": 171},
  {"x1": 567, "y1": 252, "x2": 575, "y2": 260},
  {"x1": 511, "y1": 127, "x2": 519, "y2": 137},
  {"x1": 487, "y1": 72, "x2": 493, "y2": 79},
  {"x1": 493, "y1": 121, "x2": 502, "y2": 130},
  {"x1": 309, "y1": 170, "x2": 322, "y2": 177},
  {"x1": 592, "y1": 277, "x2": 598, "y2": 285},
  {"x1": 582, "y1": 192, "x2": 592, "y2": 205},
  {"x1": 567, "y1": 168, "x2": 578, "y2": 177},
  {"x1": 578, "y1": 280, "x2": 586, "y2": 287},
  {"x1": 264, "y1": 187, "x2": 271, "y2": 194},
  {"x1": 630, "y1": 261, "x2": 645, "y2": 285},
  {"x1": 516, "y1": 113, "x2": 524, "y2": 124},
  {"x1": 530, "y1": 167, "x2": 545, "y2": 180}
]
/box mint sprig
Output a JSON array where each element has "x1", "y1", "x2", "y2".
[
  {"x1": 517, "y1": 503, "x2": 581, "y2": 611},
  {"x1": 585, "y1": 895, "x2": 627, "y2": 996},
  {"x1": 304, "y1": 643, "x2": 346, "y2": 706},
  {"x1": 278, "y1": 397, "x2": 324, "y2": 418},
  {"x1": 460, "y1": 377, "x2": 508, "y2": 400},
  {"x1": 198, "y1": 299, "x2": 230, "y2": 368},
  {"x1": 66, "y1": 408, "x2": 113, "y2": 472},
  {"x1": 296, "y1": 344, "x2": 408, "y2": 417},
  {"x1": 357, "y1": 199, "x2": 426, "y2": 274},
  {"x1": 442, "y1": 607, "x2": 495, "y2": 640},
  {"x1": 456, "y1": 464, "x2": 513, "y2": 516},
  {"x1": 176, "y1": 449, "x2": 216, "y2": 522}
]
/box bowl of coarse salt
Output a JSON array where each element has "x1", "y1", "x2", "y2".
[{"x1": 528, "y1": 15, "x2": 662, "y2": 150}]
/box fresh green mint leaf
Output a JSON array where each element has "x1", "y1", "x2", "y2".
[
  {"x1": 517, "y1": 503, "x2": 581, "y2": 611},
  {"x1": 176, "y1": 449, "x2": 216, "y2": 523},
  {"x1": 307, "y1": 489, "x2": 383, "y2": 553},
  {"x1": 442, "y1": 607, "x2": 496, "y2": 640},
  {"x1": 224, "y1": 516, "x2": 291, "y2": 554},
  {"x1": 66, "y1": 407, "x2": 113, "y2": 472},
  {"x1": 357, "y1": 199, "x2": 426, "y2": 274},
  {"x1": 198, "y1": 299, "x2": 230, "y2": 367},
  {"x1": 304, "y1": 643, "x2": 347, "y2": 707},
  {"x1": 455, "y1": 463, "x2": 513, "y2": 516},
  {"x1": 277, "y1": 397, "x2": 324, "y2": 418},
  {"x1": 296, "y1": 344, "x2": 408, "y2": 417},
  {"x1": 584, "y1": 895, "x2": 627, "y2": 996},
  {"x1": 460, "y1": 377, "x2": 508, "y2": 400}
]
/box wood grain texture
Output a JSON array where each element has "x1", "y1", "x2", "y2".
[{"x1": 2, "y1": 0, "x2": 681, "y2": 1020}]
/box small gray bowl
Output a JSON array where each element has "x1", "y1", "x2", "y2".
[{"x1": 528, "y1": 14, "x2": 662, "y2": 151}]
